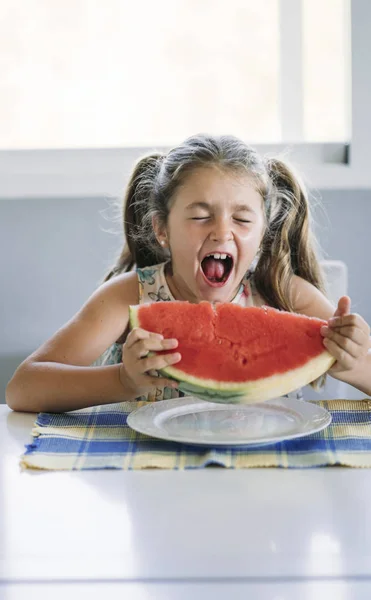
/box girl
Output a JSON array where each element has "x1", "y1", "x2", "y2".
[{"x1": 6, "y1": 134, "x2": 371, "y2": 413}]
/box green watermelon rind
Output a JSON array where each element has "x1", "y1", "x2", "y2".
[
  {"x1": 161, "y1": 353, "x2": 335, "y2": 402},
  {"x1": 129, "y1": 304, "x2": 336, "y2": 403},
  {"x1": 177, "y1": 382, "x2": 243, "y2": 403}
]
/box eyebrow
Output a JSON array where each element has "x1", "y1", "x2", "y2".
[{"x1": 185, "y1": 201, "x2": 257, "y2": 214}]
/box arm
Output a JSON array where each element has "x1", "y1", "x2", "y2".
[
  {"x1": 292, "y1": 276, "x2": 371, "y2": 396},
  {"x1": 6, "y1": 273, "x2": 139, "y2": 413}
]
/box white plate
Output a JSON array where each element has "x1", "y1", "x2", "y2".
[{"x1": 127, "y1": 396, "x2": 332, "y2": 447}]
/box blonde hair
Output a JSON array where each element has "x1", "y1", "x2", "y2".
[
  {"x1": 254, "y1": 156, "x2": 325, "y2": 311},
  {"x1": 104, "y1": 134, "x2": 325, "y2": 311}
]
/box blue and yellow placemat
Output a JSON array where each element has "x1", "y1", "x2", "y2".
[{"x1": 21, "y1": 399, "x2": 371, "y2": 470}]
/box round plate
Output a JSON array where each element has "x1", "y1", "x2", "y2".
[{"x1": 127, "y1": 396, "x2": 332, "y2": 447}]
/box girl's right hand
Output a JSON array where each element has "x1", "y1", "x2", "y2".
[{"x1": 120, "y1": 327, "x2": 181, "y2": 399}]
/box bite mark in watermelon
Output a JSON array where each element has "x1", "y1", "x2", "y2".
[{"x1": 129, "y1": 302, "x2": 335, "y2": 403}]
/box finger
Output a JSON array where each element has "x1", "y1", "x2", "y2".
[
  {"x1": 125, "y1": 327, "x2": 163, "y2": 349},
  {"x1": 321, "y1": 324, "x2": 367, "y2": 346},
  {"x1": 147, "y1": 370, "x2": 178, "y2": 387},
  {"x1": 138, "y1": 373, "x2": 179, "y2": 389},
  {"x1": 323, "y1": 337, "x2": 356, "y2": 369},
  {"x1": 141, "y1": 352, "x2": 182, "y2": 373},
  {"x1": 148, "y1": 369, "x2": 159, "y2": 377},
  {"x1": 322, "y1": 329, "x2": 360, "y2": 359},
  {"x1": 135, "y1": 337, "x2": 178, "y2": 359},
  {"x1": 153, "y1": 378, "x2": 179, "y2": 389},
  {"x1": 328, "y1": 313, "x2": 365, "y2": 329},
  {"x1": 333, "y1": 295, "x2": 351, "y2": 318}
]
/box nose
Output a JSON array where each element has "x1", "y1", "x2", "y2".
[{"x1": 209, "y1": 217, "x2": 233, "y2": 242}]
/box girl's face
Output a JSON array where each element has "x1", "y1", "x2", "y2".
[{"x1": 160, "y1": 166, "x2": 266, "y2": 304}]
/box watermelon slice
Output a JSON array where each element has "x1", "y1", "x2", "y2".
[{"x1": 129, "y1": 302, "x2": 335, "y2": 403}]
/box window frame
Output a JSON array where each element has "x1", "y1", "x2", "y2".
[{"x1": 0, "y1": 0, "x2": 368, "y2": 198}]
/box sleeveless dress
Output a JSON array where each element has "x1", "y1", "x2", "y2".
[{"x1": 95, "y1": 262, "x2": 303, "y2": 402}]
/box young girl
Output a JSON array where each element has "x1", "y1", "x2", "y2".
[{"x1": 6, "y1": 134, "x2": 371, "y2": 413}]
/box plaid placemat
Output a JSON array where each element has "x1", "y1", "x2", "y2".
[{"x1": 20, "y1": 399, "x2": 371, "y2": 470}]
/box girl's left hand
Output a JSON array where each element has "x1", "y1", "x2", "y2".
[{"x1": 321, "y1": 296, "x2": 370, "y2": 377}]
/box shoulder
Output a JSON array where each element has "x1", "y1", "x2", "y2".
[
  {"x1": 73, "y1": 271, "x2": 140, "y2": 348},
  {"x1": 28, "y1": 271, "x2": 140, "y2": 366},
  {"x1": 290, "y1": 275, "x2": 335, "y2": 320},
  {"x1": 87, "y1": 270, "x2": 139, "y2": 309},
  {"x1": 76, "y1": 271, "x2": 139, "y2": 329},
  {"x1": 104, "y1": 270, "x2": 139, "y2": 304}
]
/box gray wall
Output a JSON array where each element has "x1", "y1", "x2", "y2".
[
  {"x1": 1, "y1": 189, "x2": 370, "y2": 402},
  {"x1": 0, "y1": 196, "x2": 124, "y2": 401}
]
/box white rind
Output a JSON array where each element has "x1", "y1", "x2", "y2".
[
  {"x1": 129, "y1": 305, "x2": 141, "y2": 329},
  {"x1": 161, "y1": 352, "x2": 335, "y2": 402}
]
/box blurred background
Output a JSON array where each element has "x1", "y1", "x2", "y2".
[{"x1": 1, "y1": 0, "x2": 370, "y2": 401}]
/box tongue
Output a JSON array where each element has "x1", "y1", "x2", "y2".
[{"x1": 202, "y1": 257, "x2": 226, "y2": 281}]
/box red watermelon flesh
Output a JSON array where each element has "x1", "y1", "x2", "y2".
[{"x1": 129, "y1": 302, "x2": 335, "y2": 403}]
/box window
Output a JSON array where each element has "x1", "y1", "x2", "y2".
[
  {"x1": 0, "y1": 0, "x2": 350, "y2": 149},
  {"x1": 303, "y1": 0, "x2": 350, "y2": 142}
]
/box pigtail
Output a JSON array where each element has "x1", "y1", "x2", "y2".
[
  {"x1": 103, "y1": 153, "x2": 166, "y2": 281},
  {"x1": 254, "y1": 157, "x2": 325, "y2": 311}
]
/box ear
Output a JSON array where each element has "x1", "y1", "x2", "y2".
[{"x1": 152, "y1": 215, "x2": 168, "y2": 247}]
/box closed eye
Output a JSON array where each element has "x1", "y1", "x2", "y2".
[{"x1": 190, "y1": 217, "x2": 251, "y2": 223}]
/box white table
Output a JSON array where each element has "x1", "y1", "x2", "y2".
[{"x1": 1, "y1": 404, "x2": 371, "y2": 599}]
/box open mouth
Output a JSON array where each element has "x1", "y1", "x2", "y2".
[{"x1": 200, "y1": 253, "x2": 234, "y2": 286}]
